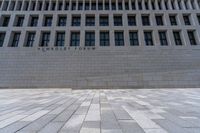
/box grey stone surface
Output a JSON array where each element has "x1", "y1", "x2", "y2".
[{"x1": 0, "y1": 89, "x2": 200, "y2": 133}]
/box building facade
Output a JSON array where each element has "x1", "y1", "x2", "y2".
[{"x1": 0, "y1": 0, "x2": 200, "y2": 88}]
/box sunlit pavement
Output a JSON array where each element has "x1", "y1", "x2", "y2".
[{"x1": 0, "y1": 89, "x2": 200, "y2": 133}]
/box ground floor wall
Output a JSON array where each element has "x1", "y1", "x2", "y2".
[{"x1": 0, "y1": 46, "x2": 200, "y2": 89}]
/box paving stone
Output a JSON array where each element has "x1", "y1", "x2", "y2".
[{"x1": 0, "y1": 89, "x2": 200, "y2": 132}]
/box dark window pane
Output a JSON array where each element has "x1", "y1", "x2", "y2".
[
  {"x1": 129, "y1": 31, "x2": 139, "y2": 46},
  {"x1": 70, "y1": 32, "x2": 80, "y2": 46},
  {"x1": 115, "y1": 31, "x2": 124, "y2": 46},
  {"x1": 100, "y1": 31, "x2": 109, "y2": 46},
  {"x1": 159, "y1": 31, "x2": 168, "y2": 46},
  {"x1": 144, "y1": 32, "x2": 154, "y2": 46}
]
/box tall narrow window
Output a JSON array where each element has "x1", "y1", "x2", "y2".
[
  {"x1": 138, "y1": 1, "x2": 142, "y2": 10},
  {"x1": 71, "y1": 2, "x2": 76, "y2": 10},
  {"x1": 169, "y1": 15, "x2": 177, "y2": 25},
  {"x1": 44, "y1": 16, "x2": 52, "y2": 26},
  {"x1": 55, "y1": 32, "x2": 65, "y2": 46},
  {"x1": 58, "y1": 16, "x2": 67, "y2": 26},
  {"x1": 105, "y1": 2, "x2": 109, "y2": 10},
  {"x1": 41, "y1": 32, "x2": 50, "y2": 47},
  {"x1": 30, "y1": 16, "x2": 38, "y2": 26},
  {"x1": 65, "y1": 2, "x2": 69, "y2": 10},
  {"x1": 132, "y1": 1, "x2": 136, "y2": 10},
  {"x1": 0, "y1": 33, "x2": 5, "y2": 47},
  {"x1": 142, "y1": 16, "x2": 150, "y2": 26},
  {"x1": 72, "y1": 16, "x2": 81, "y2": 26},
  {"x1": 183, "y1": 15, "x2": 191, "y2": 25},
  {"x1": 98, "y1": 2, "x2": 103, "y2": 10},
  {"x1": 129, "y1": 31, "x2": 139, "y2": 46},
  {"x1": 86, "y1": 16, "x2": 95, "y2": 26},
  {"x1": 128, "y1": 15, "x2": 136, "y2": 26},
  {"x1": 70, "y1": 32, "x2": 80, "y2": 46},
  {"x1": 156, "y1": 15, "x2": 163, "y2": 25},
  {"x1": 144, "y1": 31, "x2": 154, "y2": 46},
  {"x1": 197, "y1": 15, "x2": 200, "y2": 25},
  {"x1": 10, "y1": 33, "x2": 20, "y2": 47},
  {"x1": 78, "y1": 2, "x2": 83, "y2": 10},
  {"x1": 100, "y1": 16, "x2": 109, "y2": 26},
  {"x1": 159, "y1": 31, "x2": 168, "y2": 46},
  {"x1": 173, "y1": 31, "x2": 183, "y2": 45},
  {"x1": 115, "y1": 31, "x2": 124, "y2": 46},
  {"x1": 114, "y1": 15, "x2": 123, "y2": 26},
  {"x1": 125, "y1": 2, "x2": 129, "y2": 10},
  {"x1": 85, "y1": 2, "x2": 90, "y2": 10},
  {"x1": 187, "y1": 31, "x2": 197, "y2": 45},
  {"x1": 91, "y1": 2, "x2": 96, "y2": 10},
  {"x1": 100, "y1": 31, "x2": 109, "y2": 46},
  {"x1": 25, "y1": 32, "x2": 35, "y2": 47},
  {"x1": 112, "y1": 2, "x2": 116, "y2": 10},
  {"x1": 85, "y1": 31, "x2": 95, "y2": 46},
  {"x1": 118, "y1": 2, "x2": 123, "y2": 10},
  {"x1": 16, "y1": 16, "x2": 24, "y2": 27},
  {"x1": 2, "y1": 16, "x2": 10, "y2": 27}
]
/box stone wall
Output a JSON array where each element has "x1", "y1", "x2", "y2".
[{"x1": 0, "y1": 46, "x2": 200, "y2": 88}]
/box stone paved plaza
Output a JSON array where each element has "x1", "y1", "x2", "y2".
[{"x1": 0, "y1": 89, "x2": 200, "y2": 133}]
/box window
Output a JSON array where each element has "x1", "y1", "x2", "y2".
[
  {"x1": 78, "y1": 2, "x2": 83, "y2": 10},
  {"x1": 128, "y1": 15, "x2": 136, "y2": 26},
  {"x1": 25, "y1": 32, "x2": 35, "y2": 47},
  {"x1": 151, "y1": 2, "x2": 155, "y2": 10},
  {"x1": 129, "y1": 31, "x2": 139, "y2": 46},
  {"x1": 51, "y1": 2, "x2": 56, "y2": 10},
  {"x1": 158, "y1": 31, "x2": 168, "y2": 46},
  {"x1": 114, "y1": 15, "x2": 123, "y2": 26},
  {"x1": 156, "y1": 15, "x2": 163, "y2": 26},
  {"x1": 15, "y1": 16, "x2": 24, "y2": 27},
  {"x1": 72, "y1": 16, "x2": 81, "y2": 26},
  {"x1": 105, "y1": 2, "x2": 109, "y2": 10},
  {"x1": 142, "y1": 16, "x2": 150, "y2": 26},
  {"x1": 58, "y1": 2, "x2": 63, "y2": 10},
  {"x1": 145, "y1": 2, "x2": 149, "y2": 10},
  {"x1": 55, "y1": 32, "x2": 65, "y2": 46},
  {"x1": 173, "y1": 31, "x2": 183, "y2": 45},
  {"x1": 169, "y1": 15, "x2": 177, "y2": 25},
  {"x1": 125, "y1": 2, "x2": 129, "y2": 10},
  {"x1": 2, "y1": 16, "x2": 10, "y2": 27},
  {"x1": 91, "y1": 3, "x2": 96, "y2": 10},
  {"x1": 85, "y1": 31, "x2": 95, "y2": 46},
  {"x1": 10, "y1": 33, "x2": 20, "y2": 47},
  {"x1": 138, "y1": 1, "x2": 142, "y2": 10},
  {"x1": 41, "y1": 32, "x2": 50, "y2": 47},
  {"x1": 58, "y1": 16, "x2": 67, "y2": 26},
  {"x1": 187, "y1": 31, "x2": 197, "y2": 45},
  {"x1": 115, "y1": 31, "x2": 124, "y2": 46},
  {"x1": 98, "y1": 2, "x2": 103, "y2": 10},
  {"x1": 86, "y1": 16, "x2": 95, "y2": 26},
  {"x1": 132, "y1": 1, "x2": 136, "y2": 10},
  {"x1": 72, "y1": 2, "x2": 76, "y2": 10},
  {"x1": 165, "y1": 1, "x2": 168, "y2": 9},
  {"x1": 112, "y1": 2, "x2": 116, "y2": 10},
  {"x1": 65, "y1": 2, "x2": 69, "y2": 10},
  {"x1": 44, "y1": 16, "x2": 52, "y2": 26},
  {"x1": 0, "y1": 33, "x2": 5, "y2": 47},
  {"x1": 183, "y1": 15, "x2": 191, "y2": 25},
  {"x1": 118, "y1": 2, "x2": 123, "y2": 10},
  {"x1": 85, "y1": 2, "x2": 89, "y2": 10},
  {"x1": 144, "y1": 31, "x2": 154, "y2": 46},
  {"x1": 158, "y1": 1, "x2": 162, "y2": 9},
  {"x1": 70, "y1": 32, "x2": 80, "y2": 46},
  {"x1": 30, "y1": 16, "x2": 38, "y2": 26},
  {"x1": 100, "y1": 31, "x2": 109, "y2": 46},
  {"x1": 197, "y1": 15, "x2": 200, "y2": 25},
  {"x1": 100, "y1": 16, "x2": 109, "y2": 26}
]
